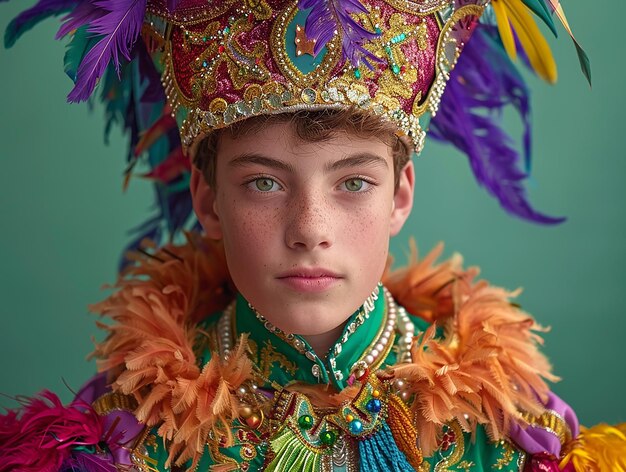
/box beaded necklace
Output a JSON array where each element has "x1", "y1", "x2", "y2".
[{"x1": 217, "y1": 285, "x2": 415, "y2": 383}]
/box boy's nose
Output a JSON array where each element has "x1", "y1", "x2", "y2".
[{"x1": 284, "y1": 193, "x2": 333, "y2": 251}]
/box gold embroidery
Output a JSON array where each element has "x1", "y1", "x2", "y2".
[
  {"x1": 492, "y1": 441, "x2": 516, "y2": 470},
  {"x1": 259, "y1": 339, "x2": 298, "y2": 379},
  {"x1": 189, "y1": 18, "x2": 270, "y2": 96},
  {"x1": 521, "y1": 409, "x2": 573, "y2": 445},
  {"x1": 244, "y1": 0, "x2": 272, "y2": 21},
  {"x1": 91, "y1": 392, "x2": 138, "y2": 415},
  {"x1": 458, "y1": 460, "x2": 476, "y2": 472},
  {"x1": 434, "y1": 421, "x2": 465, "y2": 472},
  {"x1": 382, "y1": 0, "x2": 450, "y2": 15}
]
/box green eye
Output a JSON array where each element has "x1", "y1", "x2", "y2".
[
  {"x1": 255, "y1": 178, "x2": 277, "y2": 192},
  {"x1": 344, "y1": 178, "x2": 364, "y2": 192}
]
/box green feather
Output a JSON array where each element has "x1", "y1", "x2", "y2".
[
  {"x1": 522, "y1": 0, "x2": 558, "y2": 37},
  {"x1": 63, "y1": 26, "x2": 101, "y2": 82}
]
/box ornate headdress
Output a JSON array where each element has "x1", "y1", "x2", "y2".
[{"x1": 4, "y1": 0, "x2": 589, "y2": 262}]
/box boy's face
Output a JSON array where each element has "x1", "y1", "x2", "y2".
[{"x1": 191, "y1": 121, "x2": 414, "y2": 337}]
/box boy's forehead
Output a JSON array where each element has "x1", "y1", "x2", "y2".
[{"x1": 217, "y1": 122, "x2": 393, "y2": 165}]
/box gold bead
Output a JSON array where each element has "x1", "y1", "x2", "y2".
[{"x1": 239, "y1": 405, "x2": 253, "y2": 419}]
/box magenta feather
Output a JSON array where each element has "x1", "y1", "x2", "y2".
[
  {"x1": 298, "y1": 0, "x2": 380, "y2": 67},
  {"x1": 0, "y1": 390, "x2": 104, "y2": 471},
  {"x1": 59, "y1": 0, "x2": 147, "y2": 102}
]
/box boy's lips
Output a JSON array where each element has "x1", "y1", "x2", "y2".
[{"x1": 276, "y1": 268, "x2": 343, "y2": 293}]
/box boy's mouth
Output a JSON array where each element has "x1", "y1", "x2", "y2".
[{"x1": 276, "y1": 268, "x2": 343, "y2": 293}]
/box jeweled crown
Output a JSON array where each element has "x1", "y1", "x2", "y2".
[{"x1": 146, "y1": 0, "x2": 488, "y2": 152}]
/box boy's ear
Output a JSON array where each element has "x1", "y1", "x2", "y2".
[
  {"x1": 190, "y1": 165, "x2": 223, "y2": 239},
  {"x1": 389, "y1": 161, "x2": 415, "y2": 236}
]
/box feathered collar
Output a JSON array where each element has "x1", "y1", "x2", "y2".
[{"x1": 89, "y1": 232, "x2": 556, "y2": 467}]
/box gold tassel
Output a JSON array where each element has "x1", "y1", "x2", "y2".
[
  {"x1": 560, "y1": 423, "x2": 626, "y2": 472},
  {"x1": 386, "y1": 393, "x2": 423, "y2": 470}
]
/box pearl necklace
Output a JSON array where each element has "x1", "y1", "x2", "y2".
[{"x1": 217, "y1": 285, "x2": 416, "y2": 382}]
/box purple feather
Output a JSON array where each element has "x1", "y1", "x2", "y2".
[
  {"x1": 4, "y1": 0, "x2": 77, "y2": 48},
  {"x1": 429, "y1": 24, "x2": 565, "y2": 224},
  {"x1": 61, "y1": 0, "x2": 147, "y2": 102},
  {"x1": 298, "y1": 0, "x2": 380, "y2": 67},
  {"x1": 56, "y1": 2, "x2": 106, "y2": 39}
]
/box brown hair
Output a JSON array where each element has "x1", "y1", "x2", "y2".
[{"x1": 193, "y1": 107, "x2": 413, "y2": 189}]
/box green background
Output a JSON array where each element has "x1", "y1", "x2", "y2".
[{"x1": 1, "y1": 2, "x2": 624, "y2": 426}]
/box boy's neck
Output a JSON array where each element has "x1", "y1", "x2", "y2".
[{"x1": 301, "y1": 322, "x2": 347, "y2": 358}]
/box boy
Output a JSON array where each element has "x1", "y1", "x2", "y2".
[{"x1": 1, "y1": 0, "x2": 624, "y2": 470}]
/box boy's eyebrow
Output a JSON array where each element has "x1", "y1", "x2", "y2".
[
  {"x1": 228, "y1": 153, "x2": 295, "y2": 173},
  {"x1": 325, "y1": 152, "x2": 389, "y2": 172}
]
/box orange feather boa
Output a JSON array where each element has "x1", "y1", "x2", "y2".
[{"x1": 89, "y1": 233, "x2": 556, "y2": 466}]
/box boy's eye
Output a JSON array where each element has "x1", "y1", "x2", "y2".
[
  {"x1": 343, "y1": 178, "x2": 365, "y2": 192},
  {"x1": 252, "y1": 177, "x2": 280, "y2": 192}
]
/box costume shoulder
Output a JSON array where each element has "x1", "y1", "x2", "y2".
[{"x1": 382, "y1": 241, "x2": 626, "y2": 469}]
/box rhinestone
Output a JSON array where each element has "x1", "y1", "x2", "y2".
[
  {"x1": 301, "y1": 88, "x2": 317, "y2": 104},
  {"x1": 312, "y1": 364, "x2": 321, "y2": 378}
]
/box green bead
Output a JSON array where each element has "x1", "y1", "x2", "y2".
[
  {"x1": 392, "y1": 64, "x2": 400, "y2": 74},
  {"x1": 223, "y1": 26, "x2": 230, "y2": 34},
  {"x1": 298, "y1": 414, "x2": 314, "y2": 430},
  {"x1": 354, "y1": 68, "x2": 361, "y2": 79},
  {"x1": 320, "y1": 430, "x2": 337, "y2": 446},
  {"x1": 375, "y1": 27, "x2": 382, "y2": 34}
]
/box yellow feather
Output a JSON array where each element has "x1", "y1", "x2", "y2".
[
  {"x1": 491, "y1": 0, "x2": 517, "y2": 60},
  {"x1": 503, "y1": 0, "x2": 557, "y2": 82},
  {"x1": 560, "y1": 423, "x2": 626, "y2": 472}
]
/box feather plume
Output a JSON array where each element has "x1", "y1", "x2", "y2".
[
  {"x1": 4, "y1": 0, "x2": 77, "y2": 48},
  {"x1": 59, "y1": 0, "x2": 148, "y2": 102},
  {"x1": 64, "y1": 25, "x2": 100, "y2": 82},
  {"x1": 521, "y1": 0, "x2": 557, "y2": 37},
  {"x1": 545, "y1": 0, "x2": 591, "y2": 86},
  {"x1": 298, "y1": 0, "x2": 381, "y2": 67},
  {"x1": 430, "y1": 24, "x2": 565, "y2": 224},
  {"x1": 385, "y1": 242, "x2": 557, "y2": 454},
  {"x1": 0, "y1": 391, "x2": 104, "y2": 472},
  {"x1": 560, "y1": 423, "x2": 626, "y2": 471},
  {"x1": 506, "y1": 0, "x2": 557, "y2": 82},
  {"x1": 90, "y1": 233, "x2": 243, "y2": 468}
]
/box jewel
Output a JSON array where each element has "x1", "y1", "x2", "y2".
[
  {"x1": 246, "y1": 414, "x2": 262, "y2": 429},
  {"x1": 372, "y1": 389, "x2": 380, "y2": 398},
  {"x1": 346, "y1": 414, "x2": 354, "y2": 422},
  {"x1": 354, "y1": 68, "x2": 361, "y2": 79},
  {"x1": 392, "y1": 64, "x2": 400, "y2": 74},
  {"x1": 349, "y1": 419, "x2": 363, "y2": 434},
  {"x1": 320, "y1": 430, "x2": 337, "y2": 446},
  {"x1": 239, "y1": 405, "x2": 253, "y2": 418},
  {"x1": 218, "y1": 45, "x2": 225, "y2": 53},
  {"x1": 366, "y1": 398, "x2": 381, "y2": 413},
  {"x1": 298, "y1": 414, "x2": 314, "y2": 430}
]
